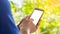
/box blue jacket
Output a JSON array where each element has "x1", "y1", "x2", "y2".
[{"x1": 0, "y1": 0, "x2": 20, "y2": 34}]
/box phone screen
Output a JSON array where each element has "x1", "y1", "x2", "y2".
[{"x1": 30, "y1": 9, "x2": 43, "y2": 26}]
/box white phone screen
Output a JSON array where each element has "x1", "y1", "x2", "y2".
[{"x1": 30, "y1": 10, "x2": 43, "y2": 26}]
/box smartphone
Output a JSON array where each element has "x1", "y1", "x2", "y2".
[{"x1": 30, "y1": 8, "x2": 44, "y2": 26}]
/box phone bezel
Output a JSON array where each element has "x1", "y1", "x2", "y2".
[{"x1": 32, "y1": 8, "x2": 44, "y2": 26}]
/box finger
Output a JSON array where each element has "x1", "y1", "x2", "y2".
[
  {"x1": 25, "y1": 15, "x2": 31, "y2": 19},
  {"x1": 36, "y1": 22, "x2": 40, "y2": 29},
  {"x1": 20, "y1": 19, "x2": 30, "y2": 27},
  {"x1": 28, "y1": 19, "x2": 37, "y2": 33},
  {"x1": 19, "y1": 15, "x2": 31, "y2": 30},
  {"x1": 27, "y1": 19, "x2": 34, "y2": 26},
  {"x1": 23, "y1": 15, "x2": 33, "y2": 23},
  {"x1": 20, "y1": 18, "x2": 34, "y2": 29},
  {"x1": 30, "y1": 18, "x2": 34, "y2": 21},
  {"x1": 22, "y1": 18, "x2": 33, "y2": 26},
  {"x1": 18, "y1": 17, "x2": 26, "y2": 25},
  {"x1": 25, "y1": 15, "x2": 31, "y2": 20},
  {"x1": 18, "y1": 16, "x2": 30, "y2": 25},
  {"x1": 19, "y1": 15, "x2": 31, "y2": 24}
]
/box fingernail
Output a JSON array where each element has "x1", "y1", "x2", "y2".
[{"x1": 31, "y1": 18, "x2": 34, "y2": 21}]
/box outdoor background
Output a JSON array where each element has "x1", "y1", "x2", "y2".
[{"x1": 9, "y1": 0, "x2": 60, "y2": 34}]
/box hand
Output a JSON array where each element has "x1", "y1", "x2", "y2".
[{"x1": 17, "y1": 16, "x2": 39, "y2": 34}]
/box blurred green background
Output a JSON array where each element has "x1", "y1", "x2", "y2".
[{"x1": 9, "y1": 0, "x2": 60, "y2": 34}]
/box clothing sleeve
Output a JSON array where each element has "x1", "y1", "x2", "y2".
[{"x1": 0, "y1": 0, "x2": 20, "y2": 34}]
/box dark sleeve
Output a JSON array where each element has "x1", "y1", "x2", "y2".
[{"x1": 0, "y1": 0, "x2": 20, "y2": 34}]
